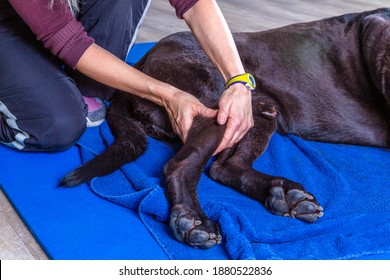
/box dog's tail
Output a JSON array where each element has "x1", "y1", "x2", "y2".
[{"x1": 60, "y1": 93, "x2": 147, "y2": 187}]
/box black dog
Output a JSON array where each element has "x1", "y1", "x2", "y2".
[{"x1": 62, "y1": 9, "x2": 390, "y2": 249}]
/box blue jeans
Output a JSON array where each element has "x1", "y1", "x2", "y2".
[{"x1": 0, "y1": 0, "x2": 151, "y2": 151}]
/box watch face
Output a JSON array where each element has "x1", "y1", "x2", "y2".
[
  {"x1": 246, "y1": 74, "x2": 256, "y2": 90},
  {"x1": 249, "y1": 76, "x2": 256, "y2": 86}
]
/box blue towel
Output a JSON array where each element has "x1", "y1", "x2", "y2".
[{"x1": 77, "y1": 121, "x2": 390, "y2": 260}]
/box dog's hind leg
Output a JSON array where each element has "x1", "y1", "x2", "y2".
[
  {"x1": 209, "y1": 108, "x2": 324, "y2": 223},
  {"x1": 60, "y1": 92, "x2": 148, "y2": 187},
  {"x1": 163, "y1": 116, "x2": 225, "y2": 249}
]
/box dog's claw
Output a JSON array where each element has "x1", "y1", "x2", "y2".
[
  {"x1": 265, "y1": 182, "x2": 323, "y2": 222},
  {"x1": 305, "y1": 194, "x2": 314, "y2": 200},
  {"x1": 170, "y1": 205, "x2": 222, "y2": 249}
]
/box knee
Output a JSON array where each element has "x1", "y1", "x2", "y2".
[
  {"x1": 25, "y1": 105, "x2": 87, "y2": 152},
  {"x1": 2, "y1": 102, "x2": 86, "y2": 152},
  {"x1": 22, "y1": 78, "x2": 87, "y2": 152},
  {"x1": 41, "y1": 107, "x2": 87, "y2": 152}
]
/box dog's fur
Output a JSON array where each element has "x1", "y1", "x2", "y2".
[{"x1": 62, "y1": 9, "x2": 390, "y2": 249}]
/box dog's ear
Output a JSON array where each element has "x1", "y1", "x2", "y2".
[{"x1": 361, "y1": 12, "x2": 390, "y2": 106}]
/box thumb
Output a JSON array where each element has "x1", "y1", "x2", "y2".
[
  {"x1": 200, "y1": 107, "x2": 218, "y2": 119},
  {"x1": 217, "y1": 97, "x2": 232, "y2": 125},
  {"x1": 217, "y1": 107, "x2": 229, "y2": 125}
]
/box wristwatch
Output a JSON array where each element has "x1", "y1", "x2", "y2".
[{"x1": 225, "y1": 73, "x2": 256, "y2": 91}]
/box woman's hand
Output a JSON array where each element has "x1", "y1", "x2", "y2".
[
  {"x1": 164, "y1": 84, "x2": 253, "y2": 154},
  {"x1": 214, "y1": 83, "x2": 254, "y2": 154},
  {"x1": 163, "y1": 91, "x2": 218, "y2": 143}
]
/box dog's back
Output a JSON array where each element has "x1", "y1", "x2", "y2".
[{"x1": 248, "y1": 9, "x2": 389, "y2": 146}]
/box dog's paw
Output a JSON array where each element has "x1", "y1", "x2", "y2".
[
  {"x1": 169, "y1": 204, "x2": 222, "y2": 249},
  {"x1": 264, "y1": 179, "x2": 323, "y2": 223}
]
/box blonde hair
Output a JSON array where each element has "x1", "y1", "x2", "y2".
[{"x1": 49, "y1": 0, "x2": 80, "y2": 15}]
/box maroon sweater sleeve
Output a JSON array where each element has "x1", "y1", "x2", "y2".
[
  {"x1": 169, "y1": 0, "x2": 199, "y2": 19},
  {"x1": 8, "y1": 0, "x2": 94, "y2": 69}
]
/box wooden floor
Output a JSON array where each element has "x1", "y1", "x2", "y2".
[
  {"x1": 136, "y1": 0, "x2": 388, "y2": 42},
  {"x1": 1, "y1": 0, "x2": 387, "y2": 260}
]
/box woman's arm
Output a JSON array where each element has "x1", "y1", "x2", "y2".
[
  {"x1": 182, "y1": 0, "x2": 254, "y2": 154},
  {"x1": 76, "y1": 43, "x2": 217, "y2": 141}
]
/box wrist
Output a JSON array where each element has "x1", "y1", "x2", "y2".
[
  {"x1": 158, "y1": 84, "x2": 179, "y2": 109},
  {"x1": 228, "y1": 82, "x2": 252, "y2": 95}
]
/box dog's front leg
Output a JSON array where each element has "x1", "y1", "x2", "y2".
[{"x1": 163, "y1": 116, "x2": 224, "y2": 249}]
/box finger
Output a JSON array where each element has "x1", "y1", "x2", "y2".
[
  {"x1": 200, "y1": 107, "x2": 218, "y2": 119},
  {"x1": 213, "y1": 138, "x2": 228, "y2": 155},
  {"x1": 229, "y1": 131, "x2": 242, "y2": 147},
  {"x1": 233, "y1": 120, "x2": 253, "y2": 144},
  {"x1": 180, "y1": 115, "x2": 194, "y2": 143},
  {"x1": 236, "y1": 131, "x2": 247, "y2": 143},
  {"x1": 178, "y1": 125, "x2": 190, "y2": 143},
  {"x1": 213, "y1": 124, "x2": 236, "y2": 155},
  {"x1": 217, "y1": 101, "x2": 232, "y2": 125},
  {"x1": 173, "y1": 123, "x2": 185, "y2": 143},
  {"x1": 214, "y1": 125, "x2": 247, "y2": 156},
  {"x1": 222, "y1": 116, "x2": 249, "y2": 148}
]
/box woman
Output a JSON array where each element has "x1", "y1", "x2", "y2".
[{"x1": 0, "y1": 0, "x2": 254, "y2": 153}]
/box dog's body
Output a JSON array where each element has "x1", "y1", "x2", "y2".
[{"x1": 62, "y1": 9, "x2": 390, "y2": 248}]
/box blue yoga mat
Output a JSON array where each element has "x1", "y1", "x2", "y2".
[
  {"x1": 1, "y1": 42, "x2": 389, "y2": 260},
  {"x1": 0, "y1": 144, "x2": 168, "y2": 259}
]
